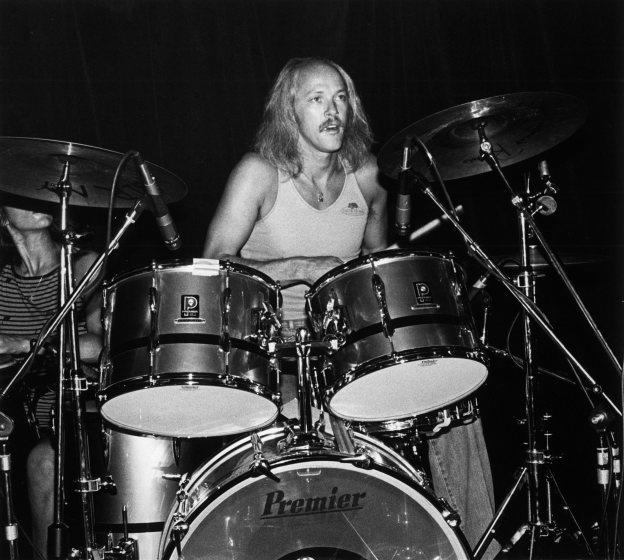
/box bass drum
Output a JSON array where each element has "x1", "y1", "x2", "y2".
[{"x1": 159, "y1": 426, "x2": 470, "y2": 560}]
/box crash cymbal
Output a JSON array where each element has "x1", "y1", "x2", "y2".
[
  {"x1": 378, "y1": 92, "x2": 587, "y2": 182},
  {"x1": 0, "y1": 137, "x2": 188, "y2": 208}
]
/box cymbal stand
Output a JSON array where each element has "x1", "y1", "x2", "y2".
[
  {"x1": 479, "y1": 172, "x2": 593, "y2": 558},
  {"x1": 409, "y1": 161, "x2": 620, "y2": 558},
  {"x1": 51, "y1": 160, "x2": 101, "y2": 559}
]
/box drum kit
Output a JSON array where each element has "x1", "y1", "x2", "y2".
[{"x1": 0, "y1": 91, "x2": 621, "y2": 560}]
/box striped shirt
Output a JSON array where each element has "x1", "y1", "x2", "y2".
[{"x1": 0, "y1": 264, "x2": 87, "y2": 430}]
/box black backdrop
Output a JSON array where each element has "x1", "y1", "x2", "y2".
[{"x1": 1, "y1": 0, "x2": 623, "y2": 554}]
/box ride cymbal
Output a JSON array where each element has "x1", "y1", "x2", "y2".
[
  {"x1": 378, "y1": 92, "x2": 587, "y2": 182},
  {"x1": 0, "y1": 137, "x2": 188, "y2": 208}
]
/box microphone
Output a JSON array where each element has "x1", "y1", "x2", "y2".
[
  {"x1": 538, "y1": 160, "x2": 558, "y2": 193},
  {"x1": 395, "y1": 137, "x2": 412, "y2": 237},
  {"x1": 135, "y1": 153, "x2": 182, "y2": 251}
]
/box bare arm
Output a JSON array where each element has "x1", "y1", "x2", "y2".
[
  {"x1": 356, "y1": 155, "x2": 388, "y2": 254},
  {"x1": 69, "y1": 252, "x2": 103, "y2": 365},
  {"x1": 203, "y1": 153, "x2": 343, "y2": 284},
  {"x1": 0, "y1": 252, "x2": 103, "y2": 362}
]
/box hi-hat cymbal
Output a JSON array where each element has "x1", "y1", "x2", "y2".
[
  {"x1": 378, "y1": 92, "x2": 587, "y2": 182},
  {"x1": 0, "y1": 137, "x2": 188, "y2": 208}
]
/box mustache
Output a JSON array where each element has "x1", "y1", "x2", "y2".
[{"x1": 319, "y1": 118, "x2": 344, "y2": 131}]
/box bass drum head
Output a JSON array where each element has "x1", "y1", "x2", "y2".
[{"x1": 161, "y1": 458, "x2": 469, "y2": 560}]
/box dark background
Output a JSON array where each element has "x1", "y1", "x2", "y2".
[{"x1": 1, "y1": 0, "x2": 623, "y2": 557}]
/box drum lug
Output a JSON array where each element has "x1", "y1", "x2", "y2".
[
  {"x1": 256, "y1": 302, "x2": 282, "y2": 345},
  {"x1": 371, "y1": 269, "x2": 395, "y2": 339},
  {"x1": 171, "y1": 517, "x2": 189, "y2": 557},
  {"x1": 438, "y1": 498, "x2": 461, "y2": 527}
]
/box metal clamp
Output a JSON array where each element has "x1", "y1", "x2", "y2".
[{"x1": 249, "y1": 432, "x2": 280, "y2": 482}]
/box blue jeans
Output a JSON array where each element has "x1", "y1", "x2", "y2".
[{"x1": 428, "y1": 418, "x2": 500, "y2": 559}]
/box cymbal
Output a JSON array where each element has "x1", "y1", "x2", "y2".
[
  {"x1": 0, "y1": 137, "x2": 188, "y2": 208},
  {"x1": 378, "y1": 92, "x2": 587, "y2": 182},
  {"x1": 495, "y1": 247, "x2": 605, "y2": 271}
]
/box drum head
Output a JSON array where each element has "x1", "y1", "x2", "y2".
[
  {"x1": 162, "y1": 460, "x2": 469, "y2": 560},
  {"x1": 328, "y1": 356, "x2": 488, "y2": 422},
  {"x1": 99, "y1": 385, "x2": 279, "y2": 438}
]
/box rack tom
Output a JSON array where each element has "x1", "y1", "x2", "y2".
[
  {"x1": 306, "y1": 249, "x2": 488, "y2": 423},
  {"x1": 99, "y1": 260, "x2": 282, "y2": 438}
]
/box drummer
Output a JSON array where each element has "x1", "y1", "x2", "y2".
[
  {"x1": 0, "y1": 203, "x2": 102, "y2": 559},
  {"x1": 203, "y1": 57, "x2": 499, "y2": 556}
]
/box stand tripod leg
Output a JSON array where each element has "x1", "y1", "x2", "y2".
[
  {"x1": 473, "y1": 466, "x2": 527, "y2": 560},
  {"x1": 546, "y1": 467, "x2": 594, "y2": 557}
]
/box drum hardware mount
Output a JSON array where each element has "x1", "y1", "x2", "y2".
[
  {"x1": 249, "y1": 432, "x2": 280, "y2": 482},
  {"x1": 99, "y1": 506, "x2": 138, "y2": 560}
]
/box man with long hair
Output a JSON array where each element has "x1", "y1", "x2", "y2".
[{"x1": 204, "y1": 57, "x2": 498, "y2": 556}]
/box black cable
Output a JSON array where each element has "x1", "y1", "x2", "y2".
[
  {"x1": 103, "y1": 150, "x2": 138, "y2": 282},
  {"x1": 411, "y1": 136, "x2": 458, "y2": 221}
]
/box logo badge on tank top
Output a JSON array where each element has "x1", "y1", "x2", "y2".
[{"x1": 341, "y1": 202, "x2": 365, "y2": 216}]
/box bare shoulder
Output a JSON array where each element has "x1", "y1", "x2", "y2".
[{"x1": 229, "y1": 152, "x2": 278, "y2": 194}]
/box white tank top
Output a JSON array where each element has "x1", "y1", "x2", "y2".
[{"x1": 241, "y1": 160, "x2": 369, "y2": 320}]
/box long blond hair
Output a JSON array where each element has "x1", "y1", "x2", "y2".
[{"x1": 254, "y1": 57, "x2": 373, "y2": 176}]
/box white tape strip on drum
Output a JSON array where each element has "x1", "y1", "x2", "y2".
[{"x1": 191, "y1": 258, "x2": 221, "y2": 276}]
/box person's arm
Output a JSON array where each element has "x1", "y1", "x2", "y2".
[
  {"x1": 0, "y1": 253, "x2": 104, "y2": 359},
  {"x1": 73, "y1": 251, "x2": 103, "y2": 365},
  {"x1": 0, "y1": 335, "x2": 30, "y2": 355},
  {"x1": 203, "y1": 153, "x2": 343, "y2": 284},
  {"x1": 356, "y1": 155, "x2": 388, "y2": 254}
]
